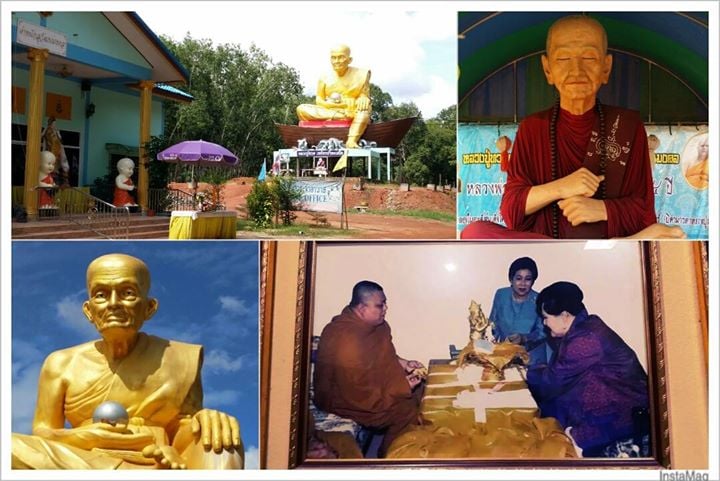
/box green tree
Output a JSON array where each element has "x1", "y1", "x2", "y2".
[
  {"x1": 160, "y1": 36, "x2": 306, "y2": 177},
  {"x1": 395, "y1": 104, "x2": 456, "y2": 186},
  {"x1": 270, "y1": 177, "x2": 302, "y2": 225},
  {"x1": 369, "y1": 83, "x2": 393, "y2": 122},
  {"x1": 245, "y1": 180, "x2": 274, "y2": 227},
  {"x1": 376, "y1": 100, "x2": 424, "y2": 183}
]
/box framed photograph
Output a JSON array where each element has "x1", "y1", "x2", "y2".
[{"x1": 271, "y1": 240, "x2": 672, "y2": 468}]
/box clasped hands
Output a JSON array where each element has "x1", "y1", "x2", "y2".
[{"x1": 554, "y1": 168, "x2": 607, "y2": 226}]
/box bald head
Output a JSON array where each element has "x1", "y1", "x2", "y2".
[
  {"x1": 87, "y1": 254, "x2": 151, "y2": 297},
  {"x1": 331, "y1": 44, "x2": 351, "y2": 56},
  {"x1": 546, "y1": 15, "x2": 608, "y2": 54},
  {"x1": 329, "y1": 44, "x2": 352, "y2": 75}
]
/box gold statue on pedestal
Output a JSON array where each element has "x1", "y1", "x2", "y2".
[
  {"x1": 296, "y1": 44, "x2": 372, "y2": 148},
  {"x1": 457, "y1": 300, "x2": 527, "y2": 381},
  {"x1": 11, "y1": 254, "x2": 244, "y2": 469}
]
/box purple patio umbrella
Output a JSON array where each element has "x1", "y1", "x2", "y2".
[
  {"x1": 157, "y1": 139, "x2": 238, "y2": 166},
  {"x1": 156, "y1": 140, "x2": 239, "y2": 197}
]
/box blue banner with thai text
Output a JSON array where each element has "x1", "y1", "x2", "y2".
[{"x1": 457, "y1": 124, "x2": 708, "y2": 239}]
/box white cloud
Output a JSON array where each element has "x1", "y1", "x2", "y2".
[
  {"x1": 244, "y1": 445, "x2": 259, "y2": 470},
  {"x1": 12, "y1": 339, "x2": 45, "y2": 377},
  {"x1": 12, "y1": 361, "x2": 42, "y2": 434},
  {"x1": 136, "y1": 3, "x2": 456, "y2": 117},
  {"x1": 209, "y1": 295, "x2": 257, "y2": 337},
  {"x1": 204, "y1": 349, "x2": 246, "y2": 373},
  {"x1": 145, "y1": 317, "x2": 203, "y2": 344},
  {"x1": 218, "y1": 296, "x2": 250, "y2": 316},
  {"x1": 203, "y1": 389, "x2": 240, "y2": 408},
  {"x1": 55, "y1": 290, "x2": 97, "y2": 338}
]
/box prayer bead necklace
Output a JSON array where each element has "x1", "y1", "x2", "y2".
[{"x1": 549, "y1": 100, "x2": 606, "y2": 239}]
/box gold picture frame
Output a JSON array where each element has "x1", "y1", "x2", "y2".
[{"x1": 261, "y1": 240, "x2": 672, "y2": 469}]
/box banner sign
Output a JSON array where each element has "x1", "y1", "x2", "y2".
[
  {"x1": 295, "y1": 179, "x2": 343, "y2": 214},
  {"x1": 648, "y1": 125, "x2": 709, "y2": 240},
  {"x1": 297, "y1": 149, "x2": 344, "y2": 158},
  {"x1": 457, "y1": 123, "x2": 709, "y2": 239},
  {"x1": 16, "y1": 20, "x2": 67, "y2": 57}
]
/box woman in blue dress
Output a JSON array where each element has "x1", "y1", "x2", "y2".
[{"x1": 489, "y1": 257, "x2": 547, "y2": 365}]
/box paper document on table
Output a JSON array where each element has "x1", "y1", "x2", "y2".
[{"x1": 453, "y1": 387, "x2": 536, "y2": 423}]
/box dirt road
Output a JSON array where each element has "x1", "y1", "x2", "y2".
[{"x1": 171, "y1": 177, "x2": 457, "y2": 240}]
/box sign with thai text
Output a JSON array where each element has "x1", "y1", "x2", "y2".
[
  {"x1": 16, "y1": 20, "x2": 67, "y2": 57},
  {"x1": 295, "y1": 179, "x2": 343, "y2": 214}
]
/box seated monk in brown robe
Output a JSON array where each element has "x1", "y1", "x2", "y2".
[
  {"x1": 313, "y1": 280, "x2": 425, "y2": 457},
  {"x1": 461, "y1": 15, "x2": 685, "y2": 240},
  {"x1": 11, "y1": 254, "x2": 244, "y2": 469}
]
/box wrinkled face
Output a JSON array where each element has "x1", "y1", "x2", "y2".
[
  {"x1": 82, "y1": 261, "x2": 157, "y2": 337},
  {"x1": 541, "y1": 307, "x2": 572, "y2": 337},
  {"x1": 510, "y1": 269, "x2": 535, "y2": 299},
  {"x1": 330, "y1": 48, "x2": 351, "y2": 75},
  {"x1": 542, "y1": 19, "x2": 612, "y2": 105},
  {"x1": 697, "y1": 137, "x2": 708, "y2": 161},
  {"x1": 357, "y1": 291, "x2": 387, "y2": 326}
]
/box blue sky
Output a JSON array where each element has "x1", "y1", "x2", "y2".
[{"x1": 11, "y1": 241, "x2": 260, "y2": 468}]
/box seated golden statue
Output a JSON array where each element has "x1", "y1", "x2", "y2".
[
  {"x1": 684, "y1": 135, "x2": 709, "y2": 190},
  {"x1": 11, "y1": 254, "x2": 244, "y2": 469},
  {"x1": 296, "y1": 44, "x2": 372, "y2": 148}
]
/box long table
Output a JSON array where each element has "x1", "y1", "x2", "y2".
[
  {"x1": 422, "y1": 359, "x2": 537, "y2": 423},
  {"x1": 385, "y1": 359, "x2": 579, "y2": 458},
  {"x1": 169, "y1": 210, "x2": 237, "y2": 239}
]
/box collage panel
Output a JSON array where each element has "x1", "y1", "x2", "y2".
[
  {"x1": 261, "y1": 240, "x2": 708, "y2": 469},
  {"x1": 457, "y1": 12, "x2": 708, "y2": 240},
  {"x1": 2, "y1": 3, "x2": 716, "y2": 479},
  {"x1": 9, "y1": 8, "x2": 457, "y2": 242},
  {"x1": 9, "y1": 241, "x2": 259, "y2": 470}
]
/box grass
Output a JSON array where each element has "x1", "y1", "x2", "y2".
[
  {"x1": 365, "y1": 209, "x2": 455, "y2": 223},
  {"x1": 235, "y1": 219, "x2": 355, "y2": 238}
]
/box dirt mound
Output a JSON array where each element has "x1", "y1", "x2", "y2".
[{"x1": 171, "y1": 177, "x2": 456, "y2": 214}]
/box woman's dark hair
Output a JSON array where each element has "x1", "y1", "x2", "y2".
[
  {"x1": 508, "y1": 257, "x2": 538, "y2": 281},
  {"x1": 536, "y1": 281, "x2": 585, "y2": 316}
]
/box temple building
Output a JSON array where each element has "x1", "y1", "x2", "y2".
[{"x1": 10, "y1": 11, "x2": 192, "y2": 219}]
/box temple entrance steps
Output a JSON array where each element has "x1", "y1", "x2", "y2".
[{"x1": 12, "y1": 214, "x2": 171, "y2": 240}]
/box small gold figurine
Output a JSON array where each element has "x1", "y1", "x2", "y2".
[{"x1": 457, "y1": 300, "x2": 528, "y2": 381}]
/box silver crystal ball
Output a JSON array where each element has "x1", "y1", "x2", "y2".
[{"x1": 92, "y1": 401, "x2": 129, "y2": 426}]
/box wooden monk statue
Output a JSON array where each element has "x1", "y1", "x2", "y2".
[
  {"x1": 296, "y1": 44, "x2": 372, "y2": 148},
  {"x1": 11, "y1": 254, "x2": 244, "y2": 470}
]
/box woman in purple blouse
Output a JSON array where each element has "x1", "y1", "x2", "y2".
[{"x1": 527, "y1": 281, "x2": 650, "y2": 457}]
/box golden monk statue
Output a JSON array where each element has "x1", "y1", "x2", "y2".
[
  {"x1": 684, "y1": 133, "x2": 709, "y2": 190},
  {"x1": 296, "y1": 44, "x2": 372, "y2": 148},
  {"x1": 11, "y1": 254, "x2": 244, "y2": 469}
]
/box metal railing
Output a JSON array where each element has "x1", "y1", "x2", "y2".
[
  {"x1": 148, "y1": 187, "x2": 196, "y2": 213},
  {"x1": 37, "y1": 187, "x2": 130, "y2": 239}
]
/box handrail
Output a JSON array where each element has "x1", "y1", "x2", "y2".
[
  {"x1": 37, "y1": 186, "x2": 130, "y2": 239},
  {"x1": 148, "y1": 187, "x2": 196, "y2": 213}
]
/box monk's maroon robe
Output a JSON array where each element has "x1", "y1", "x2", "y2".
[{"x1": 500, "y1": 105, "x2": 656, "y2": 238}]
